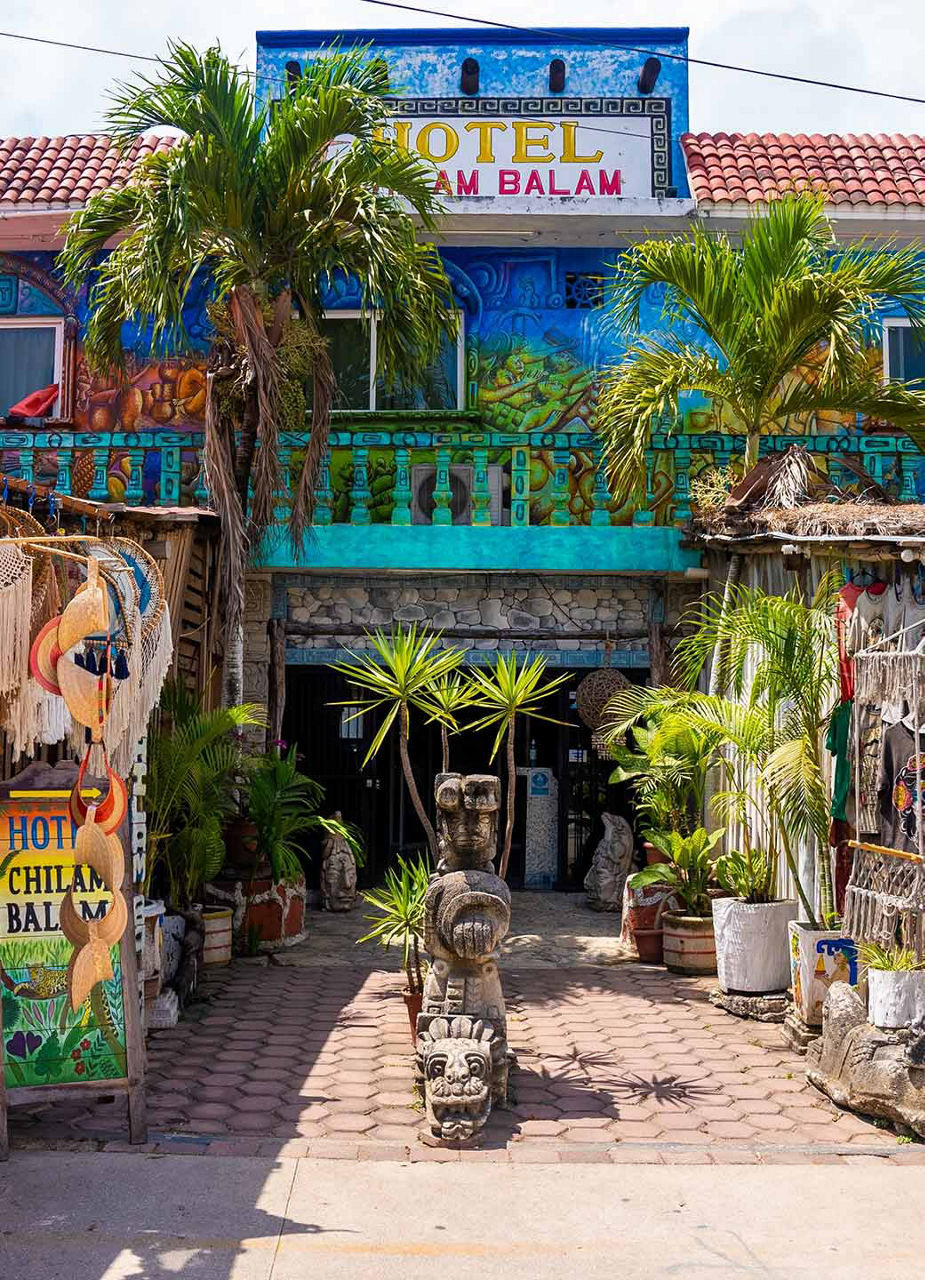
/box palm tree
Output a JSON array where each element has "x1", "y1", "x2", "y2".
[
  {"x1": 331, "y1": 626, "x2": 465, "y2": 858},
  {"x1": 606, "y1": 575, "x2": 841, "y2": 925},
  {"x1": 60, "y1": 43, "x2": 454, "y2": 703},
  {"x1": 598, "y1": 192, "x2": 925, "y2": 500},
  {"x1": 424, "y1": 672, "x2": 480, "y2": 773},
  {"x1": 467, "y1": 654, "x2": 569, "y2": 879}
]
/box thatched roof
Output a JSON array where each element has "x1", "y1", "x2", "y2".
[{"x1": 690, "y1": 443, "x2": 925, "y2": 545}]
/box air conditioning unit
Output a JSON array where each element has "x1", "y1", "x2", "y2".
[{"x1": 411, "y1": 464, "x2": 505, "y2": 525}]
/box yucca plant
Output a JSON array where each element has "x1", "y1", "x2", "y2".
[
  {"x1": 628, "y1": 827, "x2": 725, "y2": 917},
  {"x1": 422, "y1": 672, "x2": 480, "y2": 773},
  {"x1": 467, "y1": 654, "x2": 570, "y2": 879},
  {"x1": 358, "y1": 853, "x2": 431, "y2": 994},
  {"x1": 331, "y1": 626, "x2": 465, "y2": 857},
  {"x1": 598, "y1": 190, "x2": 925, "y2": 504}
]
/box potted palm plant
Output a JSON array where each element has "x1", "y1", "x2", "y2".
[
  {"x1": 860, "y1": 943, "x2": 925, "y2": 1029},
  {"x1": 359, "y1": 853, "x2": 431, "y2": 1039},
  {"x1": 713, "y1": 848, "x2": 798, "y2": 994},
  {"x1": 628, "y1": 828, "x2": 724, "y2": 975}
]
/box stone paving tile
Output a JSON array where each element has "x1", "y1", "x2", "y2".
[{"x1": 7, "y1": 893, "x2": 923, "y2": 1162}]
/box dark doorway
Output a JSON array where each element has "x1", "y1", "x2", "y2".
[{"x1": 283, "y1": 663, "x2": 643, "y2": 889}]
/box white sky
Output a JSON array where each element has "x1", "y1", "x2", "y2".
[{"x1": 2, "y1": 0, "x2": 924, "y2": 140}]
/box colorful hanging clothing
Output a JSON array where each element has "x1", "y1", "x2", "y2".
[
  {"x1": 878, "y1": 720, "x2": 925, "y2": 854},
  {"x1": 826, "y1": 698, "x2": 853, "y2": 822}
]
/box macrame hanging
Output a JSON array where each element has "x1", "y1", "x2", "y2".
[{"x1": 0, "y1": 542, "x2": 33, "y2": 700}]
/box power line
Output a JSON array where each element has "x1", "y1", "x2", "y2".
[
  {"x1": 354, "y1": 0, "x2": 925, "y2": 107},
  {"x1": 0, "y1": 29, "x2": 159, "y2": 63}
]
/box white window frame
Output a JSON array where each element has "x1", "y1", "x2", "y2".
[
  {"x1": 322, "y1": 309, "x2": 465, "y2": 410},
  {"x1": 0, "y1": 315, "x2": 64, "y2": 415},
  {"x1": 883, "y1": 316, "x2": 916, "y2": 383}
]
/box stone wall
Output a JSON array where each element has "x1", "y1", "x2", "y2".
[{"x1": 284, "y1": 574, "x2": 699, "y2": 655}]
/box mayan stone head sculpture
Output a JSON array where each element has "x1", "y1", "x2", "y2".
[
  {"x1": 416, "y1": 1016, "x2": 500, "y2": 1141},
  {"x1": 434, "y1": 772, "x2": 500, "y2": 872},
  {"x1": 320, "y1": 814, "x2": 357, "y2": 912}
]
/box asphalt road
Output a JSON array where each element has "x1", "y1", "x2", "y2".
[{"x1": 0, "y1": 1152, "x2": 917, "y2": 1279}]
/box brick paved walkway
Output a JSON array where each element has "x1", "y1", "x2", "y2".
[{"x1": 7, "y1": 894, "x2": 921, "y2": 1164}]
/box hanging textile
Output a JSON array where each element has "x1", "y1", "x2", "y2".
[{"x1": 0, "y1": 542, "x2": 33, "y2": 699}]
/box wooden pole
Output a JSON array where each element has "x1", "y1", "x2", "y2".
[{"x1": 266, "y1": 617, "x2": 287, "y2": 750}]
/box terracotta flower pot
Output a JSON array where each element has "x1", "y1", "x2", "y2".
[
  {"x1": 403, "y1": 989, "x2": 423, "y2": 1042},
  {"x1": 626, "y1": 882, "x2": 673, "y2": 965},
  {"x1": 662, "y1": 911, "x2": 716, "y2": 976},
  {"x1": 643, "y1": 840, "x2": 670, "y2": 866},
  {"x1": 224, "y1": 816, "x2": 260, "y2": 875}
]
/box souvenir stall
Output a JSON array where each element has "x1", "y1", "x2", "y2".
[{"x1": 0, "y1": 506, "x2": 172, "y2": 1158}]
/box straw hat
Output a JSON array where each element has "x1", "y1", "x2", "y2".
[
  {"x1": 58, "y1": 558, "x2": 109, "y2": 654},
  {"x1": 29, "y1": 615, "x2": 63, "y2": 694},
  {"x1": 75, "y1": 818, "x2": 125, "y2": 891},
  {"x1": 69, "y1": 755, "x2": 127, "y2": 834},
  {"x1": 57, "y1": 649, "x2": 112, "y2": 737}
]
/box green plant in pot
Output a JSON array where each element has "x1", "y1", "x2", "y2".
[
  {"x1": 859, "y1": 942, "x2": 925, "y2": 1030},
  {"x1": 628, "y1": 828, "x2": 724, "y2": 975},
  {"x1": 239, "y1": 745, "x2": 363, "y2": 946},
  {"x1": 358, "y1": 853, "x2": 430, "y2": 1039},
  {"x1": 712, "y1": 845, "x2": 799, "y2": 995},
  {"x1": 607, "y1": 717, "x2": 711, "y2": 858}
]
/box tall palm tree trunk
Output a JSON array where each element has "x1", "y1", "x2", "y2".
[
  {"x1": 499, "y1": 721, "x2": 516, "y2": 879},
  {"x1": 399, "y1": 703, "x2": 437, "y2": 858}
]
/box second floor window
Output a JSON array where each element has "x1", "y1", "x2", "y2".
[
  {"x1": 884, "y1": 318, "x2": 925, "y2": 385},
  {"x1": 0, "y1": 319, "x2": 62, "y2": 419},
  {"x1": 317, "y1": 310, "x2": 465, "y2": 411}
]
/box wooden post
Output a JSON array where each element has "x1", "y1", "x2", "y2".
[
  {"x1": 648, "y1": 585, "x2": 669, "y2": 687},
  {"x1": 120, "y1": 868, "x2": 147, "y2": 1145},
  {"x1": 267, "y1": 617, "x2": 287, "y2": 748},
  {"x1": 0, "y1": 959, "x2": 9, "y2": 1160}
]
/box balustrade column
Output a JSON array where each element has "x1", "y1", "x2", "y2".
[
  {"x1": 511, "y1": 445, "x2": 530, "y2": 527},
  {"x1": 391, "y1": 446, "x2": 411, "y2": 526},
  {"x1": 432, "y1": 447, "x2": 452, "y2": 526},
  {"x1": 89, "y1": 446, "x2": 110, "y2": 502},
  {"x1": 160, "y1": 446, "x2": 181, "y2": 506},
  {"x1": 55, "y1": 447, "x2": 72, "y2": 498},
  {"x1": 350, "y1": 446, "x2": 372, "y2": 525},
  {"x1": 632, "y1": 449, "x2": 656, "y2": 526},
  {"x1": 551, "y1": 447, "x2": 570, "y2": 527},
  {"x1": 471, "y1": 447, "x2": 491, "y2": 526},
  {"x1": 125, "y1": 446, "x2": 145, "y2": 505},
  {"x1": 590, "y1": 445, "x2": 611, "y2": 527},
  {"x1": 672, "y1": 446, "x2": 692, "y2": 523},
  {"x1": 314, "y1": 447, "x2": 334, "y2": 525}
]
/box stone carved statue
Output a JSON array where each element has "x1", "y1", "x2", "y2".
[
  {"x1": 806, "y1": 982, "x2": 925, "y2": 1137},
  {"x1": 584, "y1": 812, "x2": 634, "y2": 912},
  {"x1": 320, "y1": 814, "x2": 357, "y2": 912},
  {"x1": 416, "y1": 1016, "x2": 502, "y2": 1141},
  {"x1": 418, "y1": 774, "x2": 511, "y2": 1141}
]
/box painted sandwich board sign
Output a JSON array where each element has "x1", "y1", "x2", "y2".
[{"x1": 0, "y1": 760, "x2": 145, "y2": 1157}]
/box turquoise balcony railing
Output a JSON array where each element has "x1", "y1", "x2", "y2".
[{"x1": 3, "y1": 412, "x2": 919, "y2": 571}]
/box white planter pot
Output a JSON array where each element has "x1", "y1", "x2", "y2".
[
  {"x1": 867, "y1": 969, "x2": 925, "y2": 1029},
  {"x1": 788, "y1": 920, "x2": 858, "y2": 1027},
  {"x1": 713, "y1": 898, "x2": 798, "y2": 994},
  {"x1": 202, "y1": 908, "x2": 233, "y2": 966}
]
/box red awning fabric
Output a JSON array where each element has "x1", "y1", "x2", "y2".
[{"x1": 7, "y1": 383, "x2": 59, "y2": 417}]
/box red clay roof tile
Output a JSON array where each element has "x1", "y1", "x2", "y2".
[
  {"x1": 682, "y1": 130, "x2": 925, "y2": 209},
  {"x1": 0, "y1": 133, "x2": 176, "y2": 208}
]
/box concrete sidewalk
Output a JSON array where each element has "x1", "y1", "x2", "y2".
[{"x1": 0, "y1": 1152, "x2": 918, "y2": 1279}]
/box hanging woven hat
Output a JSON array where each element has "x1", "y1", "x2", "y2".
[
  {"x1": 29, "y1": 615, "x2": 63, "y2": 694},
  {"x1": 575, "y1": 666, "x2": 632, "y2": 731},
  {"x1": 58, "y1": 557, "x2": 109, "y2": 653},
  {"x1": 69, "y1": 750, "x2": 127, "y2": 834}
]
